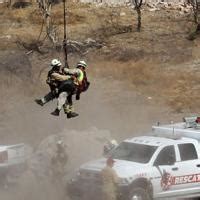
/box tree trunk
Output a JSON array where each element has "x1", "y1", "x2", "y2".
[
  {"x1": 194, "y1": 10, "x2": 198, "y2": 24},
  {"x1": 45, "y1": 4, "x2": 58, "y2": 44},
  {"x1": 136, "y1": 7, "x2": 141, "y2": 32},
  {"x1": 196, "y1": 23, "x2": 200, "y2": 33},
  {"x1": 133, "y1": 0, "x2": 142, "y2": 31},
  {"x1": 37, "y1": 0, "x2": 58, "y2": 44},
  {"x1": 196, "y1": 0, "x2": 200, "y2": 33}
]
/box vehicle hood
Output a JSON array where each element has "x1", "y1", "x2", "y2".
[{"x1": 80, "y1": 158, "x2": 148, "y2": 178}]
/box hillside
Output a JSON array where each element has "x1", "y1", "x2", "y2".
[
  {"x1": 0, "y1": 2, "x2": 200, "y2": 112},
  {"x1": 0, "y1": 2, "x2": 200, "y2": 199}
]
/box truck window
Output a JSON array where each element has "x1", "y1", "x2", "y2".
[
  {"x1": 111, "y1": 142, "x2": 158, "y2": 163},
  {"x1": 154, "y1": 146, "x2": 175, "y2": 166},
  {"x1": 178, "y1": 143, "x2": 198, "y2": 161}
]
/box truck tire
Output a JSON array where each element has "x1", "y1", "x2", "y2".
[{"x1": 129, "y1": 187, "x2": 151, "y2": 200}]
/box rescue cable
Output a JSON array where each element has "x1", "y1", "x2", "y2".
[{"x1": 63, "y1": 0, "x2": 69, "y2": 68}]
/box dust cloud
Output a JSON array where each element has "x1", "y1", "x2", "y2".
[{"x1": 0, "y1": 52, "x2": 183, "y2": 200}]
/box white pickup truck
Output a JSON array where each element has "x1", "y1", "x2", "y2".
[
  {"x1": 68, "y1": 117, "x2": 200, "y2": 200},
  {"x1": 0, "y1": 143, "x2": 28, "y2": 181}
]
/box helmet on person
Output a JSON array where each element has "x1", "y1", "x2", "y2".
[
  {"x1": 56, "y1": 140, "x2": 65, "y2": 150},
  {"x1": 110, "y1": 140, "x2": 118, "y2": 147},
  {"x1": 103, "y1": 139, "x2": 118, "y2": 156},
  {"x1": 51, "y1": 59, "x2": 62, "y2": 67},
  {"x1": 77, "y1": 60, "x2": 87, "y2": 68},
  {"x1": 56, "y1": 140, "x2": 63, "y2": 146}
]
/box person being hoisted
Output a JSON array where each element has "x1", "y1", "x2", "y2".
[
  {"x1": 35, "y1": 59, "x2": 72, "y2": 107},
  {"x1": 35, "y1": 59, "x2": 63, "y2": 106}
]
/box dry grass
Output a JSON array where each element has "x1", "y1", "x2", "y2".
[
  {"x1": 52, "y1": 3, "x2": 87, "y2": 25},
  {"x1": 1, "y1": 3, "x2": 200, "y2": 112},
  {"x1": 2, "y1": 6, "x2": 35, "y2": 23},
  {"x1": 90, "y1": 54, "x2": 200, "y2": 113}
]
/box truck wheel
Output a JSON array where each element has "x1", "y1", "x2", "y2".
[{"x1": 129, "y1": 187, "x2": 151, "y2": 200}]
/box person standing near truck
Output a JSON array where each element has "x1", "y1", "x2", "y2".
[{"x1": 101, "y1": 157, "x2": 119, "y2": 200}]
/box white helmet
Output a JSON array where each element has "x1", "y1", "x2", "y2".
[
  {"x1": 56, "y1": 140, "x2": 63, "y2": 145},
  {"x1": 51, "y1": 59, "x2": 62, "y2": 67},
  {"x1": 77, "y1": 60, "x2": 87, "y2": 68}
]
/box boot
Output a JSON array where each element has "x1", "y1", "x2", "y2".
[
  {"x1": 35, "y1": 99, "x2": 44, "y2": 106},
  {"x1": 51, "y1": 109, "x2": 60, "y2": 116},
  {"x1": 67, "y1": 112, "x2": 79, "y2": 119}
]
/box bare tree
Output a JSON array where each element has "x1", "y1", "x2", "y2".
[
  {"x1": 37, "y1": 0, "x2": 58, "y2": 44},
  {"x1": 132, "y1": 0, "x2": 143, "y2": 32},
  {"x1": 190, "y1": 0, "x2": 200, "y2": 31},
  {"x1": 187, "y1": 0, "x2": 200, "y2": 39}
]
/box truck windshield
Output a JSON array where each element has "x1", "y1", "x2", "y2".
[{"x1": 111, "y1": 142, "x2": 158, "y2": 163}]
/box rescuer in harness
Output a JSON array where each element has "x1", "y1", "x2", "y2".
[
  {"x1": 35, "y1": 59, "x2": 90, "y2": 118},
  {"x1": 35, "y1": 59, "x2": 71, "y2": 106},
  {"x1": 64, "y1": 60, "x2": 89, "y2": 102},
  {"x1": 51, "y1": 60, "x2": 90, "y2": 118}
]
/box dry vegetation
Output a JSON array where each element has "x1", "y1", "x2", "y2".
[
  {"x1": 0, "y1": 4, "x2": 200, "y2": 199},
  {"x1": 0, "y1": 2, "x2": 200, "y2": 113}
]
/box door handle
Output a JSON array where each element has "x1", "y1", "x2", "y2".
[
  {"x1": 172, "y1": 167, "x2": 178, "y2": 171},
  {"x1": 196, "y1": 164, "x2": 200, "y2": 167}
]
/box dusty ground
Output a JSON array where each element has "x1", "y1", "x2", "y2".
[{"x1": 0, "y1": 2, "x2": 200, "y2": 200}]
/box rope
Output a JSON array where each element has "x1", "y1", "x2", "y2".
[{"x1": 63, "y1": 0, "x2": 69, "y2": 68}]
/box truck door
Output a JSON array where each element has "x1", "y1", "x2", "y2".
[
  {"x1": 151, "y1": 145, "x2": 178, "y2": 198},
  {"x1": 153, "y1": 143, "x2": 200, "y2": 198},
  {"x1": 172, "y1": 143, "x2": 200, "y2": 196}
]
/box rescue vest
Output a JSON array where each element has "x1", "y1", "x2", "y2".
[
  {"x1": 77, "y1": 69, "x2": 84, "y2": 82},
  {"x1": 77, "y1": 71, "x2": 90, "y2": 93}
]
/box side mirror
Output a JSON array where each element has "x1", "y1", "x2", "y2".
[{"x1": 103, "y1": 140, "x2": 118, "y2": 156}]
